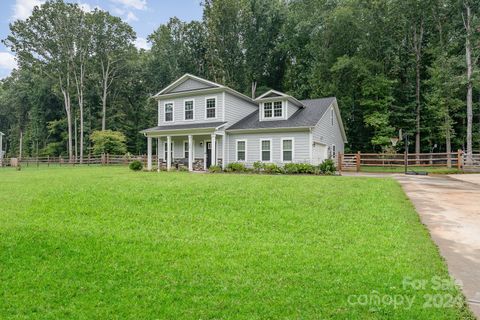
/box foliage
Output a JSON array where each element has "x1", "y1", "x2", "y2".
[
  {"x1": 252, "y1": 161, "x2": 263, "y2": 173},
  {"x1": 0, "y1": 167, "x2": 473, "y2": 319},
  {"x1": 208, "y1": 165, "x2": 222, "y2": 173},
  {"x1": 129, "y1": 160, "x2": 143, "y2": 171},
  {"x1": 261, "y1": 163, "x2": 282, "y2": 174},
  {"x1": 319, "y1": 159, "x2": 337, "y2": 175},
  {"x1": 90, "y1": 130, "x2": 127, "y2": 155},
  {"x1": 225, "y1": 162, "x2": 247, "y2": 172}
]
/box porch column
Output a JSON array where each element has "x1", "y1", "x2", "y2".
[
  {"x1": 211, "y1": 133, "x2": 217, "y2": 167},
  {"x1": 167, "y1": 135, "x2": 172, "y2": 171},
  {"x1": 157, "y1": 137, "x2": 161, "y2": 172},
  {"x1": 147, "y1": 136, "x2": 152, "y2": 171},
  {"x1": 188, "y1": 135, "x2": 193, "y2": 172},
  {"x1": 222, "y1": 135, "x2": 226, "y2": 170}
]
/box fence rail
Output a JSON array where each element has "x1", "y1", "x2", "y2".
[
  {"x1": 0, "y1": 154, "x2": 147, "y2": 168},
  {"x1": 338, "y1": 150, "x2": 480, "y2": 172}
]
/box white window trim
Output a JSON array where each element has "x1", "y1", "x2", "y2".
[
  {"x1": 164, "y1": 101, "x2": 174, "y2": 123},
  {"x1": 163, "y1": 141, "x2": 174, "y2": 159},
  {"x1": 205, "y1": 96, "x2": 217, "y2": 119},
  {"x1": 235, "y1": 139, "x2": 247, "y2": 162},
  {"x1": 259, "y1": 138, "x2": 272, "y2": 162},
  {"x1": 281, "y1": 137, "x2": 295, "y2": 162},
  {"x1": 260, "y1": 100, "x2": 286, "y2": 121},
  {"x1": 183, "y1": 99, "x2": 195, "y2": 121}
]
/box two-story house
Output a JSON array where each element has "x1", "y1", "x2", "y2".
[{"x1": 141, "y1": 74, "x2": 347, "y2": 171}]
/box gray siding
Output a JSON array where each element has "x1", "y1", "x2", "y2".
[
  {"x1": 169, "y1": 79, "x2": 214, "y2": 93},
  {"x1": 224, "y1": 92, "x2": 258, "y2": 127},
  {"x1": 287, "y1": 101, "x2": 300, "y2": 118},
  {"x1": 312, "y1": 105, "x2": 345, "y2": 154},
  {"x1": 158, "y1": 93, "x2": 224, "y2": 125},
  {"x1": 226, "y1": 131, "x2": 310, "y2": 166}
]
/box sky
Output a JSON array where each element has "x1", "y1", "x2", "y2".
[{"x1": 0, "y1": 0, "x2": 204, "y2": 78}]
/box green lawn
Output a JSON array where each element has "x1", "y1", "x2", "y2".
[{"x1": 0, "y1": 167, "x2": 473, "y2": 319}]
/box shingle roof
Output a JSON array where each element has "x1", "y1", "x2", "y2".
[
  {"x1": 227, "y1": 97, "x2": 335, "y2": 131},
  {"x1": 141, "y1": 121, "x2": 227, "y2": 133}
]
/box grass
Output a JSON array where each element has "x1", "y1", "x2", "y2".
[
  {"x1": 0, "y1": 166, "x2": 473, "y2": 319},
  {"x1": 360, "y1": 166, "x2": 463, "y2": 174}
]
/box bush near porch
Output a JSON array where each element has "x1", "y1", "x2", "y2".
[{"x1": 0, "y1": 167, "x2": 473, "y2": 319}]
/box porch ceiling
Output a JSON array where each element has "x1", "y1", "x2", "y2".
[{"x1": 141, "y1": 122, "x2": 226, "y2": 136}]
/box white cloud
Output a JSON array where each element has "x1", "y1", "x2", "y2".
[
  {"x1": 0, "y1": 52, "x2": 18, "y2": 76},
  {"x1": 134, "y1": 37, "x2": 150, "y2": 50},
  {"x1": 78, "y1": 2, "x2": 102, "y2": 12},
  {"x1": 12, "y1": 0, "x2": 44, "y2": 20},
  {"x1": 110, "y1": 0, "x2": 147, "y2": 10},
  {"x1": 125, "y1": 11, "x2": 138, "y2": 22}
]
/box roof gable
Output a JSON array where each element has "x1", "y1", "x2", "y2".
[{"x1": 154, "y1": 74, "x2": 224, "y2": 97}]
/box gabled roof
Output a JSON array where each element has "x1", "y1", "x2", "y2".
[
  {"x1": 228, "y1": 97, "x2": 335, "y2": 131},
  {"x1": 154, "y1": 74, "x2": 223, "y2": 97},
  {"x1": 255, "y1": 89, "x2": 304, "y2": 107}
]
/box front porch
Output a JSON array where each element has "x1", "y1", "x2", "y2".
[{"x1": 142, "y1": 124, "x2": 227, "y2": 172}]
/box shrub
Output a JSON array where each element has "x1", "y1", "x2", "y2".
[
  {"x1": 226, "y1": 162, "x2": 246, "y2": 172},
  {"x1": 129, "y1": 160, "x2": 143, "y2": 171},
  {"x1": 91, "y1": 130, "x2": 127, "y2": 155},
  {"x1": 208, "y1": 165, "x2": 222, "y2": 173},
  {"x1": 263, "y1": 163, "x2": 282, "y2": 174},
  {"x1": 283, "y1": 163, "x2": 315, "y2": 174},
  {"x1": 253, "y1": 161, "x2": 263, "y2": 173},
  {"x1": 179, "y1": 166, "x2": 189, "y2": 172},
  {"x1": 319, "y1": 159, "x2": 336, "y2": 175}
]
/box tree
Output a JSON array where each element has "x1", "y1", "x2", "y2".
[
  {"x1": 90, "y1": 130, "x2": 127, "y2": 155},
  {"x1": 90, "y1": 10, "x2": 135, "y2": 131}
]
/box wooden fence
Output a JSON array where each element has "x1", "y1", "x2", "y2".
[
  {"x1": 0, "y1": 154, "x2": 148, "y2": 168},
  {"x1": 338, "y1": 150, "x2": 480, "y2": 172}
]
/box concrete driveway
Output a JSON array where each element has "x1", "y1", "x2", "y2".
[{"x1": 394, "y1": 174, "x2": 480, "y2": 318}]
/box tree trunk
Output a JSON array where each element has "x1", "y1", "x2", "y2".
[
  {"x1": 251, "y1": 81, "x2": 257, "y2": 99},
  {"x1": 101, "y1": 61, "x2": 110, "y2": 131},
  {"x1": 413, "y1": 21, "x2": 424, "y2": 159},
  {"x1": 19, "y1": 130, "x2": 23, "y2": 160},
  {"x1": 62, "y1": 88, "x2": 73, "y2": 162},
  {"x1": 464, "y1": 2, "x2": 473, "y2": 163},
  {"x1": 446, "y1": 114, "x2": 452, "y2": 168}
]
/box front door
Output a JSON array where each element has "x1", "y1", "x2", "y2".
[{"x1": 206, "y1": 141, "x2": 212, "y2": 168}]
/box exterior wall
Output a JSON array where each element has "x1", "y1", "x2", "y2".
[
  {"x1": 168, "y1": 79, "x2": 213, "y2": 93},
  {"x1": 287, "y1": 101, "x2": 300, "y2": 118},
  {"x1": 311, "y1": 105, "x2": 345, "y2": 158},
  {"x1": 224, "y1": 92, "x2": 258, "y2": 127},
  {"x1": 158, "y1": 93, "x2": 224, "y2": 125},
  {"x1": 226, "y1": 131, "x2": 310, "y2": 166}
]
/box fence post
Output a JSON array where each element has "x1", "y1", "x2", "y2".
[
  {"x1": 457, "y1": 149, "x2": 463, "y2": 170},
  {"x1": 338, "y1": 152, "x2": 343, "y2": 173},
  {"x1": 107, "y1": 153, "x2": 110, "y2": 165},
  {"x1": 356, "y1": 151, "x2": 361, "y2": 172}
]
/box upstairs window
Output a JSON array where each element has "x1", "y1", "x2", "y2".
[
  {"x1": 331, "y1": 108, "x2": 334, "y2": 126},
  {"x1": 165, "y1": 103, "x2": 173, "y2": 122},
  {"x1": 264, "y1": 102, "x2": 272, "y2": 118},
  {"x1": 261, "y1": 139, "x2": 271, "y2": 162},
  {"x1": 184, "y1": 100, "x2": 194, "y2": 120},
  {"x1": 206, "y1": 97, "x2": 216, "y2": 118},
  {"x1": 263, "y1": 101, "x2": 283, "y2": 119},
  {"x1": 273, "y1": 101, "x2": 283, "y2": 117}
]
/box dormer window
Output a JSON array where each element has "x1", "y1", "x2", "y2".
[{"x1": 263, "y1": 101, "x2": 283, "y2": 119}]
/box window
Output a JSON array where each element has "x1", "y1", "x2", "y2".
[
  {"x1": 165, "y1": 103, "x2": 173, "y2": 122},
  {"x1": 282, "y1": 138, "x2": 293, "y2": 162},
  {"x1": 331, "y1": 108, "x2": 334, "y2": 126},
  {"x1": 332, "y1": 144, "x2": 336, "y2": 158},
  {"x1": 206, "y1": 97, "x2": 216, "y2": 118},
  {"x1": 264, "y1": 102, "x2": 272, "y2": 118},
  {"x1": 184, "y1": 100, "x2": 194, "y2": 120},
  {"x1": 184, "y1": 141, "x2": 189, "y2": 158},
  {"x1": 236, "y1": 140, "x2": 246, "y2": 161},
  {"x1": 274, "y1": 101, "x2": 283, "y2": 117},
  {"x1": 261, "y1": 139, "x2": 271, "y2": 162},
  {"x1": 164, "y1": 142, "x2": 173, "y2": 160}
]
